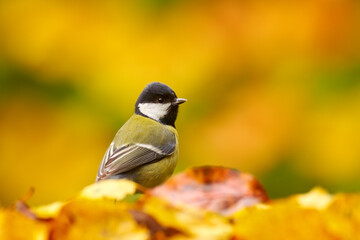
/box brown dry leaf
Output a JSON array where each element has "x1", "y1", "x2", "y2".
[
  {"x1": 148, "y1": 166, "x2": 268, "y2": 215},
  {"x1": 140, "y1": 196, "x2": 233, "y2": 240},
  {"x1": 49, "y1": 199, "x2": 148, "y2": 240}
]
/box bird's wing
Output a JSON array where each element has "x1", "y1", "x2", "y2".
[{"x1": 96, "y1": 134, "x2": 176, "y2": 181}]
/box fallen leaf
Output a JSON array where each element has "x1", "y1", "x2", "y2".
[
  {"x1": 232, "y1": 188, "x2": 360, "y2": 240},
  {"x1": 49, "y1": 200, "x2": 148, "y2": 240},
  {"x1": 148, "y1": 166, "x2": 268, "y2": 215},
  {"x1": 78, "y1": 179, "x2": 141, "y2": 201},
  {"x1": 0, "y1": 208, "x2": 49, "y2": 240},
  {"x1": 140, "y1": 196, "x2": 233, "y2": 240},
  {"x1": 129, "y1": 209, "x2": 186, "y2": 240}
]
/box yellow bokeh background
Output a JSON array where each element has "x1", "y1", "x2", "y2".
[{"x1": 1, "y1": 0, "x2": 360, "y2": 205}]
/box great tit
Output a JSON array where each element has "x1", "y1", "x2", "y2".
[{"x1": 96, "y1": 82, "x2": 187, "y2": 188}]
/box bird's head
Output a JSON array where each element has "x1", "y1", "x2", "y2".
[{"x1": 135, "y1": 82, "x2": 187, "y2": 127}]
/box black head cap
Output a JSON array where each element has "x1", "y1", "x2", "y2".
[{"x1": 135, "y1": 82, "x2": 186, "y2": 127}]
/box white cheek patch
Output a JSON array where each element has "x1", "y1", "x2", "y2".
[{"x1": 138, "y1": 103, "x2": 171, "y2": 121}]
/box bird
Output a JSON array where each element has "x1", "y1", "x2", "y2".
[{"x1": 96, "y1": 82, "x2": 187, "y2": 188}]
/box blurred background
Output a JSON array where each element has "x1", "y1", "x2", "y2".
[{"x1": 1, "y1": 0, "x2": 360, "y2": 206}]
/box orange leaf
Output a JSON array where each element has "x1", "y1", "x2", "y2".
[{"x1": 148, "y1": 166, "x2": 268, "y2": 215}]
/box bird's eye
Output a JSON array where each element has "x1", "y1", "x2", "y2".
[{"x1": 158, "y1": 97, "x2": 164, "y2": 103}]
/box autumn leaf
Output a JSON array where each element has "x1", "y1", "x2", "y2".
[
  {"x1": 148, "y1": 166, "x2": 268, "y2": 215},
  {"x1": 1, "y1": 167, "x2": 360, "y2": 240},
  {"x1": 232, "y1": 188, "x2": 360, "y2": 240},
  {"x1": 78, "y1": 179, "x2": 141, "y2": 201},
  {"x1": 49, "y1": 200, "x2": 147, "y2": 240}
]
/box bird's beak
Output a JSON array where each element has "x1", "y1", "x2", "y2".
[{"x1": 174, "y1": 98, "x2": 187, "y2": 105}]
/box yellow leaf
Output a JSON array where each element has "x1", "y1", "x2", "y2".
[
  {"x1": 296, "y1": 187, "x2": 333, "y2": 210},
  {"x1": 141, "y1": 196, "x2": 233, "y2": 240},
  {"x1": 233, "y1": 189, "x2": 360, "y2": 240},
  {"x1": 50, "y1": 200, "x2": 147, "y2": 240},
  {"x1": 0, "y1": 209, "x2": 49, "y2": 240},
  {"x1": 78, "y1": 179, "x2": 139, "y2": 201},
  {"x1": 32, "y1": 201, "x2": 65, "y2": 219}
]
